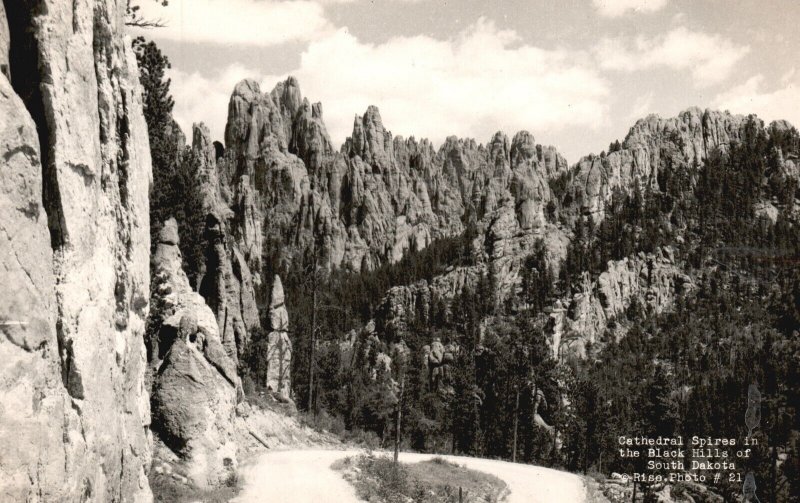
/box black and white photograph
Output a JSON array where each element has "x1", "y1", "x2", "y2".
[{"x1": 1, "y1": 0, "x2": 799, "y2": 501}]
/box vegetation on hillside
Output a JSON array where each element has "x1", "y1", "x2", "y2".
[
  {"x1": 134, "y1": 36, "x2": 206, "y2": 286},
  {"x1": 287, "y1": 123, "x2": 800, "y2": 500}
]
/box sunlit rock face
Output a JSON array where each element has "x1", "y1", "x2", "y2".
[
  {"x1": 147, "y1": 218, "x2": 242, "y2": 489},
  {"x1": 266, "y1": 275, "x2": 292, "y2": 400},
  {"x1": 552, "y1": 247, "x2": 694, "y2": 360},
  {"x1": 173, "y1": 77, "x2": 574, "y2": 407},
  {"x1": 568, "y1": 108, "x2": 755, "y2": 221},
  {"x1": 214, "y1": 77, "x2": 568, "y2": 276},
  {"x1": 180, "y1": 70, "x2": 796, "y2": 451},
  {"x1": 0, "y1": 0, "x2": 152, "y2": 500}
]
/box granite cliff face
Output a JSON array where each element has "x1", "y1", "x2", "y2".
[
  {"x1": 168, "y1": 78, "x2": 576, "y2": 409},
  {"x1": 567, "y1": 108, "x2": 757, "y2": 221},
  {"x1": 2, "y1": 15, "x2": 795, "y2": 496},
  {"x1": 214, "y1": 78, "x2": 569, "y2": 277},
  {"x1": 550, "y1": 247, "x2": 693, "y2": 360},
  {"x1": 315, "y1": 106, "x2": 789, "y2": 368},
  {"x1": 0, "y1": 0, "x2": 152, "y2": 500},
  {"x1": 185, "y1": 124, "x2": 261, "y2": 365},
  {"x1": 177, "y1": 78, "x2": 797, "y2": 374},
  {"x1": 178, "y1": 78, "x2": 573, "y2": 362}
]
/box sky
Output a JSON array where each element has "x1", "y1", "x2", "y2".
[{"x1": 131, "y1": 0, "x2": 800, "y2": 164}]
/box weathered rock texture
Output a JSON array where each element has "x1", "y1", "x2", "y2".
[
  {"x1": 567, "y1": 108, "x2": 757, "y2": 221},
  {"x1": 0, "y1": 1, "x2": 8, "y2": 78},
  {"x1": 0, "y1": 0, "x2": 152, "y2": 500},
  {"x1": 551, "y1": 247, "x2": 693, "y2": 360},
  {"x1": 190, "y1": 124, "x2": 260, "y2": 364},
  {"x1": 212, "y1": 78, "x2": 569, "y2": 284},
  {"x1": 344, "y1": 108, "x2": 795, "y2": 363},
  {"x1": 149, "y1": 219, "x2": 240, "y2": 489},
  {"x1": 266, "y1": 275, "x2": 292, "y2": 399},
  {"x1": 422, "y1": 337, "x2": 457, "y2": 393},
  {"x1": 167, "y1": 76, "x2": 799, "y2": 482},
  {"x1": 0, "y1": 63, "x2": 69, "y2": 502}
]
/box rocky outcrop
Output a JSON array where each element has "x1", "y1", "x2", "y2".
[
  {"x1": 0, "y1": 1, "x2": 8, "y2": 79},
  {"x1": 422, "y1": 338, "x2": 457, "y2": 392},
  {"x1": 0, "y1": 63, "x2": 71, "y2": 503},
  {"x1": 551, "y1": 247, "x2": 693, "y2": 360},
  {"x1": 214, "y1": 78, "x2": 568, "y2": 281},
  {"x1": 335, "y1": 320, "x2": 409, "y2": 401},
  {"x1": 0, "y1": 0, "x2": 152, "y2": 500},
  {"x1": 189, "y1": 124, "x2": 259, "y2": 363},
  {"x1": 171, "y1": 77, "x2": 574, "y2": 409},
  {"x1": 266, "y1": 275, "x2": 292, "y2": 400},
  {"x1": 568, "y1": 108, "x2": 759, "y2": 221},
  {"x1": 149, "y1": 219, "x2": 240, "y2": 489},
  {"x1": 200, "y1": 211, "x2": 258, "y2": 363}
]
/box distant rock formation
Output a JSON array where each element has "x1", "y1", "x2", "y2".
[
  {"x1": 212, "y1": 78, "x2": 569, "y2": 284},
  {"x1": 551, "y1": 247, "x2": 693, "y2": 360},
  {"x1": 149, "y1": 218, "x2": 240, "y2": 489},
  {"x1": 568, "y1": 108, "x2": 761, "y2": 221},
  {"x1": 0, "y1": 0, "x2": 152, "y2": 500},
  {"x1": 422, "y1": 338, "x2": 457, "y2": 393},
  {"x1": 168, "y1": 77, "x2": 576, "y2": 416},
  {"x1": 266, "y1": 275, "x2": 292, "y2": 400}
]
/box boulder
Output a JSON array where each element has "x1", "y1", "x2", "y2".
[{"x1": 151, "y1": 324, "x2": 238, "y2": 489}]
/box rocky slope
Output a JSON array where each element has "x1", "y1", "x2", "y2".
[
  {"x1": 566, "y1": 108, "x2": 757, "y2": 221},
  {"x1": 0, "y1": 0, "x2": 152, "y2": 500},
  {"x1": 549, "y1": 247, "x2": 693, "y2": 360}
]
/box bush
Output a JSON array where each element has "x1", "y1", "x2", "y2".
[
  {"x1": 334, "y1": 454, "x2": 507, "y2": 503},
  {"x1": 150, "y1": 471, "x2": 241, "y2": 503}
]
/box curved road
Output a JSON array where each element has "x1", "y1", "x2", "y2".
[{"x1": 233, "y1": 449, "x2": 589, "y2": 503}]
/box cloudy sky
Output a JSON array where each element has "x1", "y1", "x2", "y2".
[{"x1": 131, "y1": 0, "x2": 799, "y2": 163}]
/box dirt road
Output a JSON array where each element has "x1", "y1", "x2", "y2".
[{"x1": 233, "y1": 449, "x2": 589, "y2": 502}]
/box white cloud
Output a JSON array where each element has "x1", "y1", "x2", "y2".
[
  {"x1": 256, "y1": 18, "x2": 609, "y2": 148},
  {"x1": 592, "y1": 0, "x2": 669, "y2": 17},
  {"x1": 714, "y1": 73, "x2": 800, "y2": 129},
  {"x1": 167, "y1": 18, "x2": 610, "y2": 158},
  {"x1": 132, "y1": 0, "x2": 333, "y2": 46},
  {"x1": 627, "y1": 91, "x2": 655, "y2": 120},
  {"x1": 595, "y1": 27, "x2": 749, "y2": 87}
]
